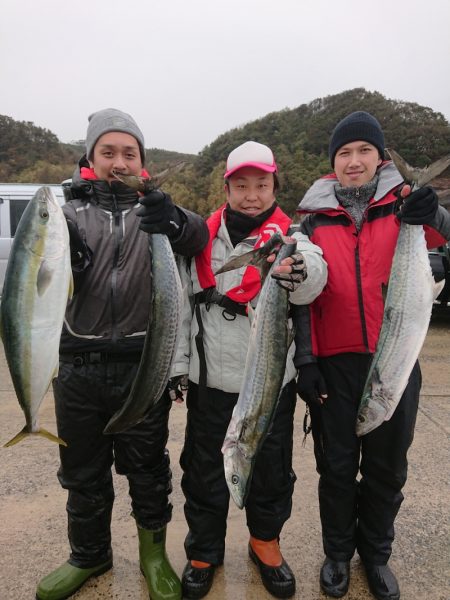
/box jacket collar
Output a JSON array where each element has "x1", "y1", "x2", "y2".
[{"x1": 298, "y1": 161, "x2": 404, "y2": 213}]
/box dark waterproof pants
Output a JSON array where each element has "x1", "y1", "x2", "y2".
[
  {"x1": 53, "y1": 360, "x2": 173, "y2": 568},
  {"x1": 180, "y1": 380, "x2": 297, "y2": 565},
  {"x1": 308, "y1": 353, "x2": 421, "y2": 565}
]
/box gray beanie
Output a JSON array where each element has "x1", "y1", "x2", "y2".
[
  {"x1": 86, "y1": 108, "x2": 146, "y2": 163},
  {"x1": 329, "y1": 111, "x2": 385, "y2": 168}
]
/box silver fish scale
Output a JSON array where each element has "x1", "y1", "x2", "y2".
[
  {"x1": 104, "y1": 233, "x2": 183, "y2": 433},
  {"x1": 356, "y1": 223, "x2": 438, "y2": 436},
  {"x1": 223, "y1": 240, "x2": 296, "y2": 507}
]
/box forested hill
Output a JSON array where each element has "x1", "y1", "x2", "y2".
[
  {"x1": 0, "y1": 115, "x2": 194, "y2": 185},
  {"x1": 1, "y1": 88, "x2": 449, "y2": 217}
]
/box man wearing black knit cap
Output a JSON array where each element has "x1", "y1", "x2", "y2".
[{"x1": 293, "y1": 111, "x2": 450, "y2": 600}]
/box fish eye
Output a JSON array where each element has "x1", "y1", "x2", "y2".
[
  {"x1": 40, "y1": 209, "x2": 49, "y2": 219},
  {"x1": 231, "y1": 474, "x2": 239, "y2": 485}
]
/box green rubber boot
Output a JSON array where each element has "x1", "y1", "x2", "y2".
[
  {"x1": 138, "y1": 525, "x2": 181, "y2": 600},
  {"x1": 36, "y1": 559, "x2": 112, "y2": 600}
]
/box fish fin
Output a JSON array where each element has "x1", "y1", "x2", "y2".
[
  {"x1": 37, "y1": 260, "x2": 54, "y2": 296},
  {"x1": 386, "y1": 148, "x2": 417, "y2": 185},
  {"x1": 247, "y1": 303, "x2": 255, "y2": 325},
  {"x1": 433, "y1": 279, "x2": 445, "y2": 301},
  {"x1": 3, "y1": 427, "x2": 30, "y2": 447},
  {"x1": 68, "y1": 273, "x2": 74, "y2": 300},
  {"x1": 214, "y1": 249, "x2": 258, "y2": 276},
  {"x1": 38, "y1": 428, "x2": 67, "y2": 446},
  {"x1": 4, "y1": 427, "x2": 67, "y2": 447},
  {"x1": 387, "y1": 148, "x2": 450, "y2": 188},
  {"x1": 52, "y1": 362, "x2": 59, "y2": 380},
  {"x1": 417, "y1": 155, "x2": 450, "y2": 187},
  {"x1": 287, "y1": 324, "x2": 295, "y2": 349},
  {"x1": 214, "y1": 233, "x2": 283, "y2": 280}
]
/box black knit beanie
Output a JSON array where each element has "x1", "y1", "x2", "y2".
[{"x1": 329, "y1": 111, "x2": 385, "y2": 167}]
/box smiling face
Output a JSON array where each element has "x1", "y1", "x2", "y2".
[
  {"x1": 88, "y1": 131, "x2": 143, "y2": 182},
  {"x1": 333, "y1": 140, "x2": 383, "y2": 188},
  {"x1": 225, "y1": 167, "x2": 276, "y2": 216}
]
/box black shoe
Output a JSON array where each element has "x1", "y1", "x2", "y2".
[
  {"x1": 320, "y1": 557, "x2": 350, "y2": 598},
  {"x1": 364, "y1": 563, "x2": 400, "y2": 600},
  {"x1": 181, "y1": 561, "x2": 216, "y2": 599},
  {"x1": 248, "y1": 543, "x2": 296, "y2": 598}
]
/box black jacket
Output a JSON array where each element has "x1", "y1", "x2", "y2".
[{"x1": 60, "y1": 161, "x2": 208, "y2": 354}]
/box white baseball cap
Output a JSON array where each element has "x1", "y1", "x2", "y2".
[{"x1": 224, "y1": 141, "x2": 277, "y2": 178}]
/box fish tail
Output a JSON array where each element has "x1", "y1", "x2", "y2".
[
  {"x1": 3, "y1": 427, "x2": 30, "y2": 447},
  {"x1": 3, "y1": 427, "x2": 67, "y2": 447},
  {"x1": 214, "y1": 233, "x2": 283, "y2": 281},
  {"x1": 38, "y1": 428, "x2": 68, "y2": 446}
]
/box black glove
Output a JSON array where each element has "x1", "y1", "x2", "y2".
[
  {"x1": 396, "y1": 186, "x2": 439, "y2": 225},
  {"x1": 136, "y1": 190, "x2": 182, "y2": 236},
  {"x1": 167, "y1": 375, "x2": 189, "y2": 402},
  {"x1": 66, "y1": 218, "x2": 91, "y2": 267},
  {"x1": 271, "y1": 252, "x2": 307, "y2": 291},
  {"x1": 296, "y1": 363, "x2": 327, "y2": 407}
]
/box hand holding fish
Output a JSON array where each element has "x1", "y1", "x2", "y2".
[
  {"x1": 396, "y1": 185, "x2": 439, "y2": 225},
  {"x1": 269, "y1": 252, "x2": 308, "y2": 291},
  {"x1": 136, "y1": 190, "x2": 182, "y2": 236}
]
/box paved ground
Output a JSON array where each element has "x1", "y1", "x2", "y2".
[{"x1": 0, "y1": 312, "x2": 449, "y2": 600}]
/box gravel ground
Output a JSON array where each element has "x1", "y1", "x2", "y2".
[{"x1": 0, "y1": 312, "x2": 449, "y2": 600}]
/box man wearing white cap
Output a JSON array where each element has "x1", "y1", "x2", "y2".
[{"x1": 171, "y1": 141, "x2": 328, "y2": 598}]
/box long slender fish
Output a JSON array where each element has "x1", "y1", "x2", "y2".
[
  {"x1": 219, "y1": 233, "x2": 297, "y2": 508},
  {"x1": 356, "y1": 150, "x2": 448, "y2": 436},
  {"x1": 103, "y1": 169, "x2": 183, "y2": 433},
  {"x1": 1, "y1": 187, "x2": 72, "y2": 446}
]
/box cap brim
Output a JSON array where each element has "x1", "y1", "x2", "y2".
[{"x1": 224, "y1": 162, "x2": 277, "y2": 179}]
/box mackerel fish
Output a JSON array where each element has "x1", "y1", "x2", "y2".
[
  {"x1": 103, "y1": 169, "x2": 183, "y2": 433},
  {"x1": 356, "y1": 150, "x2": 449, "y2": 436},
  {"x1": 1, "y1": 187, "x2": 73, "y2": 446},
  {"x1": 218, "y1": 233, "x2": 297, "y2": 508}
]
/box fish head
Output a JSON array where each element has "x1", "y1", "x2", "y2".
[
  {"x1": 356, "y1": 382, "x2": 392, "y2": 436},
  {"x1": 223, "y1": 441, "x2": 252, "y2": 509},
  {"x1": 22, "y1": 187, "x2": 69, "y2": 259}
]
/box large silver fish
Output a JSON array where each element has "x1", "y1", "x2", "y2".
[
  {"x1": 103, "y1": 170, "x2": 183, "y2": 433},
  {"x1": 219, "y1": 233, "x2": 296, "y2": 508},
  {"x1": 1, "y1": 187, "x2": 73, "y2": 446},
  {"x1": 356, "y1": 150, "x2": 447, "y2": 436}
]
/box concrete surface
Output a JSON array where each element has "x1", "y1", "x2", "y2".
[{"x1": 0, "y1": 313, "x2": 449, "y2": 600}]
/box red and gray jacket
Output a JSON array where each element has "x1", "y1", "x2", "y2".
[{"x1": 295, "y1": 162, "x2": 449, "y2": 360}]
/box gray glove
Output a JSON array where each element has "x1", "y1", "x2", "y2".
[{"x1": 271, "y1": 252, "x2": 307, "y2": 291}]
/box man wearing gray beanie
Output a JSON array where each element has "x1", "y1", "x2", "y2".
[
  {"x1": 292, "y1": 111, "x2": 450, "y2": 600},
  {"x1": 36, "y1": 108, "x2": 208, "y2": 600}
]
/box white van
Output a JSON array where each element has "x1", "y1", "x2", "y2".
[{"x1": 0, "y1": 183, "x2": 68, "y2": 295}]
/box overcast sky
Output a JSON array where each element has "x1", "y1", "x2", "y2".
[{"x1": 1, "y1": 0, "x2": 449, "y2": 155}]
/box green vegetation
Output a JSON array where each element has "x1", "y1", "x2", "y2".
[{"x1": 1, "y1": 88, "x2": 449, "y2": 218}]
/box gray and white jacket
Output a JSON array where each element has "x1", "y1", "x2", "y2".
[{"x1": 171, "y1": 210, "x2": 328, "y2": 393}]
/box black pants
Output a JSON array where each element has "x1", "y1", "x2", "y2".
[
  {"x1": 53, "y1": 360, "x2": 173, "y2": 568},
  {"x1": 308, "y1": 353, "x2": 421, "y2": 565},
  {"x1": 180, "y1": 380, "x2": 297, "y2": 565}
]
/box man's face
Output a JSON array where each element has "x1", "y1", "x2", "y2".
[
  {"x1": 225, "y1": 167, "x2": 275, "y2": 216},
  {"x1": 334, "y1": 141, "x2": 382, "y2": 188},
  {"x1": 89, "y1": 131, "x2": 142, "y2": 182}
]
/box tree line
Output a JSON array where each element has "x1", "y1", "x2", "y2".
[{"x1": 1, "y1": 88, "x2": 449, "y2": 218}]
